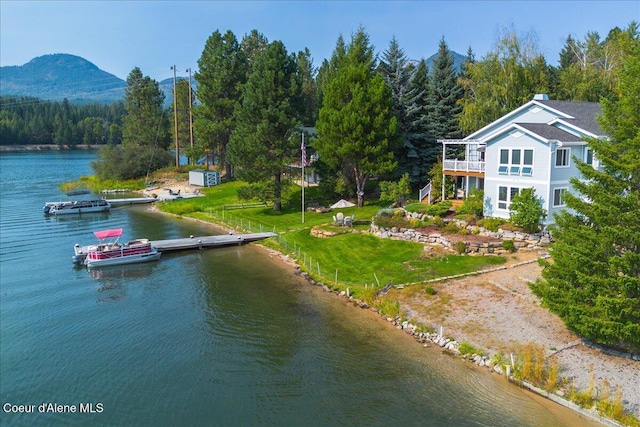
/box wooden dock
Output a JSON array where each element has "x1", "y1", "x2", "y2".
[
  {"x1": 73, "y1": 232, "x2": 277, "y2": 262},
  {"x1": 150, "y1": 232, "x2": 277, "y2": 252}
]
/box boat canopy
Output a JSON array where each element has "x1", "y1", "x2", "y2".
[{"x1": 94, "y1": 228, "x2": 123, "y2": 240}]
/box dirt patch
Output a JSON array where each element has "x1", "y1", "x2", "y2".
[{"x1": 393, "y1": 252, "x2": 640, "y2": 417}]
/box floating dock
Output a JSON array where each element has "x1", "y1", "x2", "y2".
[
  {"x1": 73, "y1": 232, "x2": 277, "y2": 263},
  {"x1": 106, "y1": 197, "x2": 158, "y2": 207},
  {"x1": 150, "y1": 232, "x2": 277, "y2": 252}
]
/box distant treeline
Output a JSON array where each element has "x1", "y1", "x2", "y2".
[{"x1": 0, "y1": 96, "x2": 125, "y2": 146}]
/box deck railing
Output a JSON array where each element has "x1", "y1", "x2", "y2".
[{"x1": 443, "y1": 160, "x2": 485, "y2": 173}]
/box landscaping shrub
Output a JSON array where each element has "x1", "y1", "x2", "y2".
[
  {"x1": 456, "y1": 189, "x2": 484, "y2": 218},
  {"x1": 404, "y1": 203, "x2": 426, "y2": 214},
  {"x1": 509, "y1": 188, "x2": 547, "y2": 233},
  {"x1": 424, "y1": 201, "x2": 452, "y2": 216},
  {"x1": 502, "y1": 239, "x2": 516, "y2": 253},
  {"x1": 455, "y1": 241, "x2": 467, "y2": 254},
  {"x1": 476, "y1": 217, "x2": 506, "y2": 232}
]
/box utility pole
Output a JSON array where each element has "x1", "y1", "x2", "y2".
[
  {"x1": 171, "y1": 65, "x2": 179, "y2": 168},
  {"x1": 186, "y1": 68, "x2": 194, "y2": 160}
]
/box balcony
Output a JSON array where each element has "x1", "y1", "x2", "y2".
[{"x1": 443, "y1": 159, "x2": 485, "y2": 174}]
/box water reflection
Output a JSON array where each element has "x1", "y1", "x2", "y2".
[{"x1": 87, "y1": 263, "x2": 158, "y2": 303}]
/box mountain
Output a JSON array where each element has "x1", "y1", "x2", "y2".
[
  {"x1": 0, "y1": 54, "x2": 126, "y2": 104},
  {"x1": 1, "y1": 52, "x2": 462, "y2": 106},
  {"x1": 407, "y1": 50, "x2": 466, "y2": 74}
]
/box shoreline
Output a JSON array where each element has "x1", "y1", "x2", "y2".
[
  {"x1": 0, "y1": 144, "x2": 102, "y2": 151},
  {"x1": 148, "y1": 203, "x2": 638, "y2": 425}
]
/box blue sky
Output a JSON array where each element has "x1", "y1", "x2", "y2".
[{"x1": 1, "y1": 1, "x2": 638, "y2": 81}]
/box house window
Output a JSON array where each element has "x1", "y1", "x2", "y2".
[
  {"x1": 498, "y1": 186, "x2": 520, "y2": 210},
  {"x1": 585, "y1": 148, "x2": 593, "y2": 165},
  {"x1": 556, "y1": 148, "x2": 570, "y2": 167},
  {"x1": 499, "y1": 149, "x2": 533, "y2": 176},
  {"x1": 553, "y1": 188, "x2": 568, "y2": 206}
]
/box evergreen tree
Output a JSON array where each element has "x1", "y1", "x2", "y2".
[
  {"x1": 403, "y1": 58, "x2": 434, "y2": 186},
  {"x1": 295, "y1": 48, "x2": 318, "y2": 126},
  {"x1": 93, "y1": 67, "x2": 171, "y2": 180},
  {"x1": 227, "y1": 41, "x2": 302, "y2": 211},
  {"x1": 427, "y1": 37, "x2": 463, "y2": 140},
  {"x1": 531, "y1": 42, "x2": 640, "y2": 350},
  {"x1": 195, "y1": 30, "x2": 245, "y2": 175},
  {"x1": 379, "y1": 36, "x2": 417, "y2": 182},
  {"x1": 315, "y1": 27, "x2": 398, "y2": 207}
]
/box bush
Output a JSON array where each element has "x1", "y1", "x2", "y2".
[
  {"x1": 476, "y1": 217, "x2": 506, "y2": 232},
  {"x1": 404, "y1": 203, "x2": 426, "y2": 214},
  {"x1": 456, "y1": 189, "x2": 484, "y2": 218},
  {"x1": 502, "y1": 239, "x2": 516, "y2": 253},
  {"x1": 509, "y1": 188, "x2": 547, "y2": 233},
  {"x1": 424, "y1": 201, "x2": 452, "y2": 216},
  {"x1": 455, "y1": 241, "x2": 467, "y2": 254}
]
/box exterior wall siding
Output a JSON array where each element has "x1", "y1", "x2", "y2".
[{"x1": 471, "y1": 105, "x2": 566, "y2": 140}]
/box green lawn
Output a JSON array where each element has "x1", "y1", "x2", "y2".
[{"x1": 158, "y1": 180, "x2": 506, "y2": 291}]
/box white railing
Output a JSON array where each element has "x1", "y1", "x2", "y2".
[
  {"x1": 419, "y1": 181, "x2": 432, "y2": 203},
  {"x1": 442, "y1": 160, "x2": 485, "y2": 173}
]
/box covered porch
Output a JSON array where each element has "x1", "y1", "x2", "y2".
[
  {"x1": 419, "y1": 139, "x2": 486, "y2": 204},
  {"x1": 440, "y1": 139, "x2": 485, "y2": 201}
]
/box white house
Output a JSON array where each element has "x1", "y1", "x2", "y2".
[{"x1": 432, "y1": 94, "x2": 605, "y2": 225}]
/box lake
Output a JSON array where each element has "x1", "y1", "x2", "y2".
[{"x1": 0, "y1": 150, "x2": 600, "y2": 426}]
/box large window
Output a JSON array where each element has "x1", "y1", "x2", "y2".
[
  {"x1": 553, "y1": 188, "x2": 568, "y2": 206},
  {"x1": 499, "y1": 148, "x2": 533, "y2": 176},
  {"x1": 556, "y1": 148, "x2": 570, "y2": 167},
  {"x1": 498, "y1": 186, "x2": 521, "y2": 210}
]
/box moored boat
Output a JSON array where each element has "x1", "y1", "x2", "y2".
[
  {"x1": 75, "y1": 228, "x2": 161, "y2": 268},
  {"x1": 44, "y1": 190, "x2": 111, "y2": 215},
  {"x1": 47, "y1": 199, "x2": 111, "y2": 215}
]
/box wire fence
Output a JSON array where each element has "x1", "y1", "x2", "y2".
[{"x1": 206, "y1": 208, "x2": 337, "y2": 286}]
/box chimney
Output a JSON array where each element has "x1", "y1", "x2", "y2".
[{"x1": 533, "y1": 94, "x2": 549, "y2": 100}]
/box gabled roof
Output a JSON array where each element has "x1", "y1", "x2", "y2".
[
  {"x1": 516, "y1": 123, "x2": 585, "y2": 142},
  {"x1": 536, "y1": 100, "x2": 604, "y2": 135},
  {"x1": 464, "y1": 96, "x2": 605, "y2": 141}
]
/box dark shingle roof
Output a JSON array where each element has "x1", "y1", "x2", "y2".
[
  {"x1": 536, "y1": 100, "x2": 604, "y2": 135},
  {"x1": 516, "y1": 123, "x2": 584, "y2": 142}
]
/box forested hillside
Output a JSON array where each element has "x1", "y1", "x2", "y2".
[{"x1": 0, "y1": 96, "x2": 124, "y2": 146}]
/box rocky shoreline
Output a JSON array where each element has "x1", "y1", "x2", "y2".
[{"x1": 152, "y1": 200, "x2": 639, "y2": 425}]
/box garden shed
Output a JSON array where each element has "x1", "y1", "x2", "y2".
[{"x1": 189, "y1": 170, "x2": 221, "y2": 187}]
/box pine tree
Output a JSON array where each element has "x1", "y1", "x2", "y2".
[
  {"x1": 315, "y1": 27, "x2": 398, "y2": 207},
  {"x1": 195, "y1": 30, "x2": 245, "y2": 175},
  {"x1": 379, "y1": 36, "x2": 418, "y2": 182},
  {"x1": 93, "y1": 67, "x2": 171, "y2": 180},
  {"x1": 427, "y1": 38, "x2": 463, "y2": 140},
  {"x1": 532, "y1": 41, "x2": 640, "y2": 350},
  {"x1": 227, "y1": 41, "x2": 302, "y2": 211},
  {"x1": 404, "y1": 59, "x2": 434, "y2": 186}
]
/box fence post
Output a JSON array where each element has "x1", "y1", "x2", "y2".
[{"x1": 335, "y1": 269, "x2": 338, "y2": 285}]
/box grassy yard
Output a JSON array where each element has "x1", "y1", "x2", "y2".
[{"x1": 157, "y1": 180, "x2": 506, "y2": 295}]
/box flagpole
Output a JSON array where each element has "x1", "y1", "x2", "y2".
[{"x1": 301, "y1": 132, "x2": 305, "y2": 224}]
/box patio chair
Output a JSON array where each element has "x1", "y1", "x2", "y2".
[
  {"x1": 336, "y1": 212, "x2": 344, "y2": 225},
  {"x1": 344, "y1": 214, "x2": 355, "y2": 227}
]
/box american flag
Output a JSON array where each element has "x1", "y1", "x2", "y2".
[{"x1": 301, "y1": 139, "x2": 307, "y2": 167}]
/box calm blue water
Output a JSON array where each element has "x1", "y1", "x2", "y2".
[{"x1": 0, "y1": 151, "x2": 597, "y2": 427}]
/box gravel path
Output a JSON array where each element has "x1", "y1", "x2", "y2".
[{"x1": 397, "y1": 252, "x2": 640, "y2": 418}]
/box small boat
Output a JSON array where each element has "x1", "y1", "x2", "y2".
[
  {"x1": 46, "y1": 199, "x2": 111, "y2": 215},
  {"x1": 75, "y1": 228, "x2": 161, "y2": 268},
  {"x1": 44, "y1": 190, "x2": 111, "y2": 215}
]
